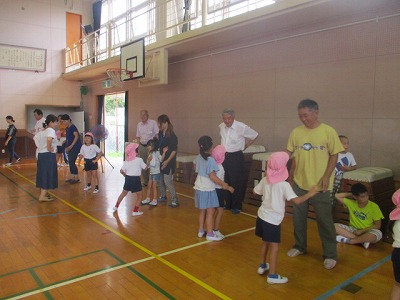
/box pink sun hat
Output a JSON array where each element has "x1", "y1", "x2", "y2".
[
  {"x1": 126, "y1": 143, "x2": 139, "y2": 161},
  {"x1": 85, "y1": 132, "x2": 94, "y2": 139},
  {"x1": 389, "y1": 189, "x2": 400, "y2": 221},
  {"x1": 212, "y1": 145, "x2": 226, "y2": 164},
  {"x1": 266, "y1": 151, "x2": 289, "y2": 184}
]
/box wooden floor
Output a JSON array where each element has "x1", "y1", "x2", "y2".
[{"x1": 0, "y1": 158, "x2": 395, "y2": 299}]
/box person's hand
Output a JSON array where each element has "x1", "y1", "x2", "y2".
[
  {"x1": 319, "y1": 176, "x2": 330, "y2": 192},
  {"x1": 65, "y1": 146, "x2": 71, "y2": 153},
  {"x1": 161, "y1": 160, "x2": 167, "y2": 170},
  {"x1": 162, "y1": 146, "x2": 169, "y2": 154},
  {"x1": 227, "y1": 186, "x2": 235, "y2": 194},
  {"x1": 4, "y1": 142, "x2": 8, "y2": 146},
  {"x1": 308, "y1": 185, "x2": 320, "y2": 197}
]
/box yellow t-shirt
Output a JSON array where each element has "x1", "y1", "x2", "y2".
[{"x1": 287, "y1": 123, "x2": 344, "y2": 190}]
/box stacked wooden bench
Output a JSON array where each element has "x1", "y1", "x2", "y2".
[{"x1": 174, "y1": 153, "x2": 197, "y2": 184}]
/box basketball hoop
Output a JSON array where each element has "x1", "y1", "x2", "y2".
[{"x1": 106, "y1": 68, "x2": 133, "y2": 87}]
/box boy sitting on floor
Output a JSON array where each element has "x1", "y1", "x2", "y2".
[{"x1": 335, "y1": 183, "x2": 384, "y2": 249}]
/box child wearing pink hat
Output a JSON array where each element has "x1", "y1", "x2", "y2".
[
  {"x1": 113, "y1": 143, "x2": 147, "y2": 216},
  {"x1": 79, "y1": 132, "x2": 103, "y2": 193},
  {"x1": 194, "y1": 136, "x2": 234, "y2": 241},
  {"x1": 210, "y1": 145, "x2": 227, "y2": 239},
  {"x1": 389, "y1": 189, "x2": 400, "y2": 299},
  {"x1": 253, "y1": 151, "x2": 318, "y2": 284}
]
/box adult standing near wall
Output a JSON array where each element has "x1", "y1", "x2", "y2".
[
  {"x1": 136, "y1": 110, "x2": 159, "y2": 186},
  {"x1": 4, "y1": 115, "x2": 21, "y2": 166},
  {"x1": 61, "y1": 114, "x2": 82, "y2": 184},
  {"x1": 157, "y1": 114, "x2": 179, "y2": 208},
  {"x1": 32, "y1": 108, "x2": 46, "y2": 135},
  {"x1": 219, "y1": 109, "x2": 258, "y2": 214},
  {"x1": 286, "y1": 99, "x2": 344, "y2": 270}
]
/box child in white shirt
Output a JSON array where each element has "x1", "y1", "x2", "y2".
[
  {"x1": 113, "y1": 143, "x2": 147, "y2": 216},
  {"x1": 141, "y1": 139, "x2": 164, "y2": 206},
  {"x1": 254, "y1": 152, "x2": 318, "y2": 284},
  {"x1": 79, "y1": 132, "x2": 102, "y2": 193}
]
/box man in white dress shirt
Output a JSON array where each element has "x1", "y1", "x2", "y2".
[
  {"x1": 32, "y1": 108, "x2": 46, "y2": 135},
  {"x1": 219, "y1": 109, "x2": 258, "y2": 214},
  {"x1": 136, "y1": 110, "x2": 159, "y2": 186}
]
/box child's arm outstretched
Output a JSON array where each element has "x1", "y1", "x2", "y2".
[
  {"x1": 209, "y1": 171, "x2": 234, "y2": 193},
  {"x1": 291, "y1": 185, "x2": 320, "y2": 205}
]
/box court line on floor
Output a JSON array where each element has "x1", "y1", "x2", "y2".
[
  {"x1": 315, "y1": 254, "x2": 391, "y2": 299},
  {"x1": 3, "y1": 167, "x2": 232, "y2": 300},
  {"x1": 3, "y1": 249, "x2": 175, "y2": 300}
]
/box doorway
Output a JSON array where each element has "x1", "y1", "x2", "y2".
[{"x1": 104, "y1": 92, "x2": 126, "y2": 161}]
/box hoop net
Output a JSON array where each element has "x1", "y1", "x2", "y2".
[{"x1": 106, "y1": 68, "x2": 133, "y2": 87}]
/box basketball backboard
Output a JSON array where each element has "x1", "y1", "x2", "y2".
[{"x1": 120, "y1": 38, "x2": 145, "y2": 81}]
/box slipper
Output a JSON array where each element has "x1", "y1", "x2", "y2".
[
  {"x1": 39, "y1": 197, "x2": 54, "y2": 202},
  {"x1": 324, "y1": 258, "x2": 337, "y2": 269},
  {"x1": 287, "y1": 248, "x2": 304, "y2": 257}
]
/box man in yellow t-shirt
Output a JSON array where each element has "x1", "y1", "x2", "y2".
[{"x1": 286, "y1": 99, "x2": 344, "y2": 270}]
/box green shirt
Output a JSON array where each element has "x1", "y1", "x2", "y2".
[{"x1": 343, "y1": 198, "x2": 384, "y2": 229}]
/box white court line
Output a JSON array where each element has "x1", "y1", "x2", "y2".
[{"x1": 8, "y1": 191, "x2": 255, "y2": 299}]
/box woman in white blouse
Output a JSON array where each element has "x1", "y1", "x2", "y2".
[{"x1": 34, "y1": 114, "x2": 58, "y2": 201}]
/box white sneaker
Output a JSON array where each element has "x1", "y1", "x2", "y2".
[
  {"x1": 93, "y1": 189, "x2": 99, "y2": 194},
  {"x1": 206, "y1": 234, "x2": 223, "y2": 241},
  {"x1": 363, "y1": 242, "x2": 370, "y2": 249},
  {"x1": 141, "y1": 198, "x2": 151, "y2": 205},
  {"x1": 132, "y1": 211, "x2": 143, "y2": 216},
  {"x1": 112, "y1": 206, "x2": 118, "y2": 212},
  {"x1": 5, "y1": 163, "x2": 12, "y2": 166},
  {"x1": 83, "y1": 185, "x2": 91, "y2": 191},
  {"x1": 267, "y1": 274, "x2": 288, "y2": 284},
  {"x1": 336, "y1": 235, "x2": 348, "y2": 243},
  {"x1": 257, "y1": 263, "x2": 270, "y2": 275},
  {"x1": 198, "y1": 231, "x2": 206, "y2": 238},
  {"x1": 149, "y1": 199, "x2": 158, "y2": 206},
  {"x1": 213, "y1": 230, "x2": 225, "y2": 239}
]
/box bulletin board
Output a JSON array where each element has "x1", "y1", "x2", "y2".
[{"x1": 0, "y1": 44, "x2": 46, "y2": 72}]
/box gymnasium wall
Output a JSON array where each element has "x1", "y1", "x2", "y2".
[
  {"x1": 0, "y1": 0, "x2": 92, "y2": 131},
  {"x1": 84, "y1": 9, "x2": 400, "y2": 179}
]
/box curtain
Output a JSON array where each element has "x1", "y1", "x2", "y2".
[
  {"x1": 182, "y1": 0, "x2": 192, "y2": 32},
  {"x1": 96, "y1": 95, "x2": 104, "y2": 147},
  {"x1": 93, "y1": 1, "x2": 102, "y2": 32}
]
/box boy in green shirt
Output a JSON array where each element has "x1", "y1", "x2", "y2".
[{"x1": 335, "y1": 183, "x2": 384, "y2": 249}]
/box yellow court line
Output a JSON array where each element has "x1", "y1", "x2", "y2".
[{"x1": 4, "y1": 167, "x2": 232, "y2": 300}]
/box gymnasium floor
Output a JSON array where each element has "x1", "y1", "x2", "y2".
[{"x1": 0, "y1": 158, "x2": 394, "y2": 299}]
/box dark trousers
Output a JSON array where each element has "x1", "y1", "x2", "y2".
[
  {"x1": 68, "y1": 147, "x2": 79, "y2": 176},
  {"x1": 7, "y1": 137, "x2": 20, "y2": 163},
  {"x1": 222, "y1": 151, "x2": 245, "y2": 210}
]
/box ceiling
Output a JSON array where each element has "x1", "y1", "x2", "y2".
[{"x1": 62, "y1": 0, "x2": 400, "y2": 82}]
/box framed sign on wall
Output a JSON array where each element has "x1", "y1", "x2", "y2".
[{"x1": 0, "y1": 44, "x2": 46, "y2": 72}]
